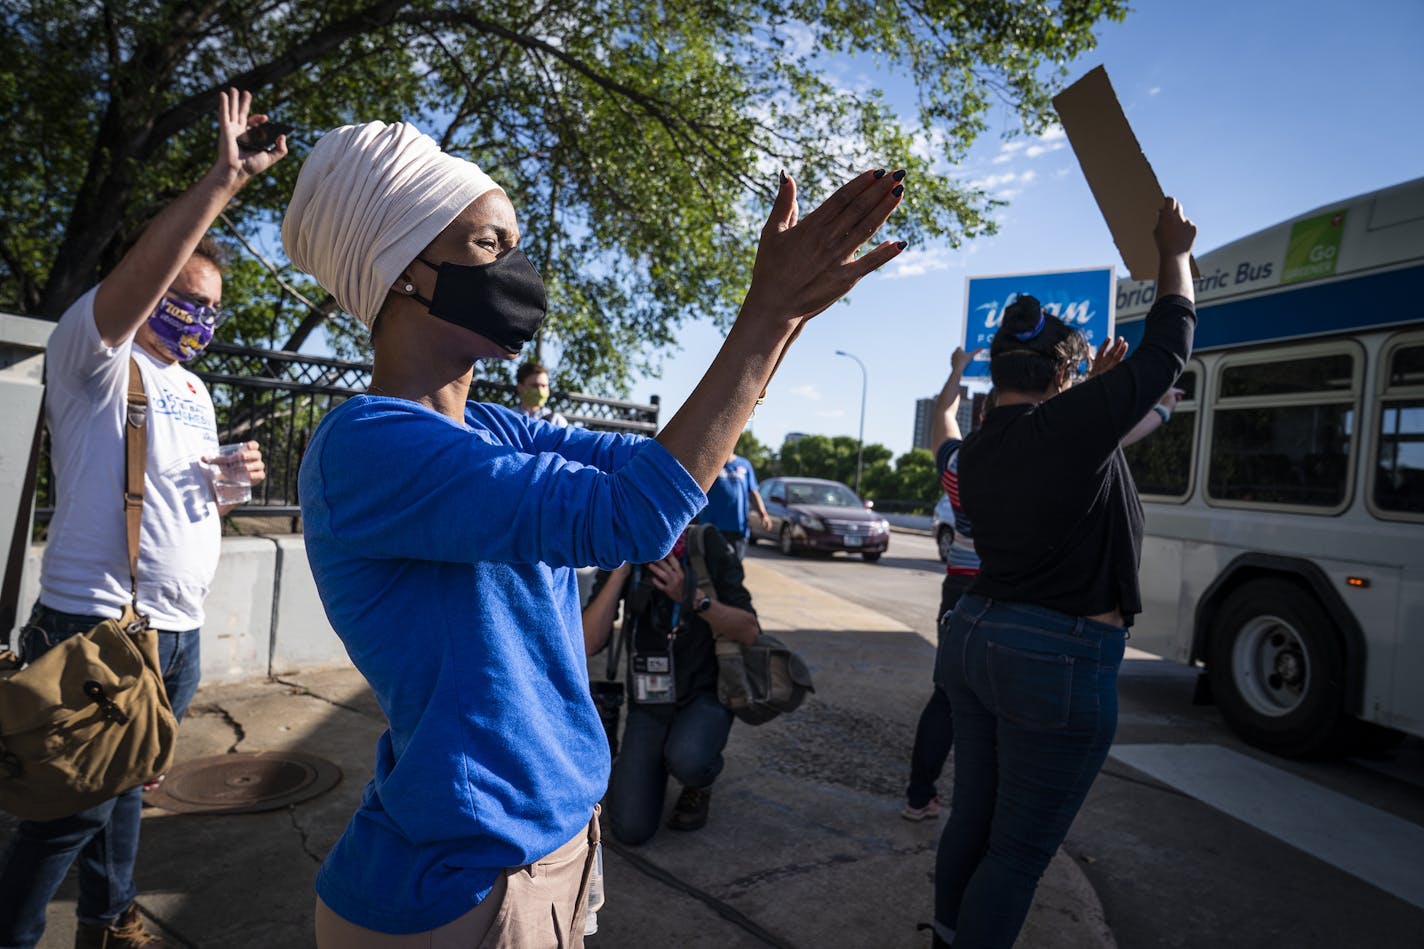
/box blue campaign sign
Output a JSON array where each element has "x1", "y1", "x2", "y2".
[{"x1": 961, "y1": 266, "x2": 1117, "y2": 378}]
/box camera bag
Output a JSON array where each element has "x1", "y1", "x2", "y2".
[
  {"x1": 685, "y1": 525, "x2": 814, "y2": 725},
  {"x1": 0, "y1": 358, "x2": 178, "y2": 820}
]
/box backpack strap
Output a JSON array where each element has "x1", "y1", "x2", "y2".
[
  {"x1": 685, "y1": 525, "x2": 719, "y2": 604},
  {"x1": 688, "y1": 526, "x2": 749, "y2": 663},
  {"x1": 124, "y1": 358, "x2": 147, "y2": 608}
]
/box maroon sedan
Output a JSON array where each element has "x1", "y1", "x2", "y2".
[{"x1": 751, "y1": 477, "x2": 891, "y2": 562}]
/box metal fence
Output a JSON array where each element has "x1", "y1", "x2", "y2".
[{"x1": 34, "y1": 341, "x2": 660, "y2": 529}]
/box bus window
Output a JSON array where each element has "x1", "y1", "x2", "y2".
[
  {"x1": 1207, "y1": 345, "x2": 1361, "y2": 512},
  {"x1": 1373, "y1": 340, "x2": 1424, "y2": 517},
  {"x1": 1125, "y1": 366, "x2": 1198, "y2": 500}
]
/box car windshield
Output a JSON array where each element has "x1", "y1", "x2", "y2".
[{"x1": 786, "y1": 482, "x2": 862, "y2": 507}]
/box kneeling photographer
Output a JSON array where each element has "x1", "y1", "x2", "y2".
[{"x1": 583, "y1": 530, "x2": 759, "y2": 845}]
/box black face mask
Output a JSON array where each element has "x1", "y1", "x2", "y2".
[{"x1": 411, "y1": 249, "x2": 548, "y2": 354}]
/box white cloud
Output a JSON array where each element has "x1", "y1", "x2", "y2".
[
  {"x1": 969, "y1": 171, "x2": 1019, "y2": 190},
  {"x1": 881, "y1": 247, "x2": 956, "y2": 280},
  {"x1": 1040, "y1": 125, "x2": 1066, "y2": 141},
  {"x1": 991, "y1": 153, "x2": 1013, "y2": 165},
  {"x1": 1019, "y1": 169, "x2": 1038, "y2": 184},
  {"x1": 816, "y1": 409, "x2": 847, "y2": 419},
  {"x1": 1023, "y1": 141, "x2": 1066, "y2": 158},
  {"x1": 1149, "y1": 86, "x2": 1162, "y2": 96},
  {"x1": 789, "y1": 383, "x2": 822, "y2": 401}
]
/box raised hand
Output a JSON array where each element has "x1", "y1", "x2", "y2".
[
  {"x1": 213, "y1": 88, "x2": 287, "y2": 187},
  {"x1": 1088, "y1": 337, "x2": 1129, "y2": 378},
  {"x1": 742, "y1": 169, "x2": 906, "y2": 328},
  {"x1": 951, "y1": 346, "x2": 980, "y2": 375},
  {"x1": 1154, "y1": 197, "x2": 1196, "y2": 258}
]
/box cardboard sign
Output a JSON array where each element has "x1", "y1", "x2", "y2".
[
  {"x1": 961, "y1": 266, "x2": 1116, "y2": 379},
  {"x1": 1053, "y1": 66, "x2": 1198, "y2": 281}
]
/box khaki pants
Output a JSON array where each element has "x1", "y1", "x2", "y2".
[{"x1": 316, "y1": 807, "x2": 601, "y2": 948}]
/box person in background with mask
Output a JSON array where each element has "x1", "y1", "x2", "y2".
[
  {"x1": 0, "y1": 89, "x2": 278, "y2": 949},
  {"x1": 283, "y1": 121, "x2": 907, "y2": 946},
  {"x1": 514, "y1": 360, "x2": 569, "y2": 427}
]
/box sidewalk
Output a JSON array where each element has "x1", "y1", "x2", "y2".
[{"x1": 7, "y1": 562, "x2": 1114, "y2": 949}]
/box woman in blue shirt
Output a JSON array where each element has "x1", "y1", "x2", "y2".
[{"x1": 281, "y1": 122, "x2": 909, "y2": 945}]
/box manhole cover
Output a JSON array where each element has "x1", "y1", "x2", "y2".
[{"x1": 145, "y1": 751, "x2": 341, "y2": 814}]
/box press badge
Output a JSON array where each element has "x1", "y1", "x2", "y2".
[{"x1": 631, "y1": 651, "x2": 676, "y2": 704}]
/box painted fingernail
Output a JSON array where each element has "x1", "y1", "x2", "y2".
[
  {"x1": 892, "y1": 184, "x2": 904, "y2": 196},
  {"x1": 892, "y1": 169, "x2": 907, "y2": 182},
  {"x1": 873, "y1": 168, "x2": 886, "y2": 179},
  {"x1": 896, "y1": 241, "x2": 908, "y2": 250}
]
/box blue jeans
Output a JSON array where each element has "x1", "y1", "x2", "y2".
[
  {"x1": 718, "y1": 529, "x2": 748, "y2": 562},
  {"x1": 0, "y1": 603, "x2": 202, "y2": 948},
  {"x1": 932, "y1": 595, "x2": 1126, "y2": 949},
  {"x1": 606, "y1": 690, "x2": 734, "y2": 846},
  {"x1": 906, "y1": 575, "x2": 974, "y2": 808}
]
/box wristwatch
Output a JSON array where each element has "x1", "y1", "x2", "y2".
[
  {"x1": 693, "y1": 594, "x2": 713, "y2": 614},
  {"x1": 1153, "y1": 404, "x2": 1172, "y2": 425}
]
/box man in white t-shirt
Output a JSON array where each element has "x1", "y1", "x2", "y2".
[{"x1": 0, "y1": 89, "x2": 286, "y2": 949}]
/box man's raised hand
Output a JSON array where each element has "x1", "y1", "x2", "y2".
[{"x1": 213, "y1": 88, "x2": 287, "y2": 188}]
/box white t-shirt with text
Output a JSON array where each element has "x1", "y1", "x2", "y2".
[{"x1": 39, "y1": 286, "x2": 222, "y2": 629}]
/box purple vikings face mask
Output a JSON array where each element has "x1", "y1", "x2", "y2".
[{"x1": 146, "y1": 292, "x2": 227, "y2": 362}]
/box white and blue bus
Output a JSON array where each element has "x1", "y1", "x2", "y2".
[{"x1": 1114, "y1": 176, "x2": 1424, "y2": 756}]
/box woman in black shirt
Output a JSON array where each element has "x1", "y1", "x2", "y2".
[{"x1": 929, "y1": 199, "x2": 1198, "y2": 949}]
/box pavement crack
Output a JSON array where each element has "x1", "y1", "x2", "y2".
[
  {"x1": 603, "y1": 837, "x2": 795, "y2": 949},
  {"x1": 190, "y1": 702, "x2": 246, "y2": 754},
  {"x1": 288, "y1": 803, "x2": 324, "y2": 864},
  {"x1": 135, "y1": 900, "x2": 198, "y2": 948},
  {"x1": 273, "y1": 676, "x2": 382, "y2": 720},
  {"x1": 720, "y1": 841, "x2": 935, "y2": 895}
]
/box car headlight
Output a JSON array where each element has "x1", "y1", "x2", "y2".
[
  {"x1": 799, "y1": 513, "x2": 826, "y2": 532},
  {"x1": 877, "y1": 519, "x2": 890, "y2": 533}
]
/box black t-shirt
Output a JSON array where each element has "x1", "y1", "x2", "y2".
[
  {"x1": 589, "y1": 528, "x2": 756, "y2": 702},
  {"x1": 959, "y1": 294, "x2": 1196, "y2": 624}
]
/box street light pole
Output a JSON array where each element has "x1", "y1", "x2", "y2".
[{"x1": 834, "y1": 350, "x2": 867, "y2": 497}]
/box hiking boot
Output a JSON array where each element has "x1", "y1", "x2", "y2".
[
  {"x1": 75, "y1": 903, "x2": 172, "y2": 949},
  {"x1": 901, "y1": 795, "x2": 942, "y2": 821},
  {"x1": 667, "y1": 785, "x2": 711, "y2": 832}
]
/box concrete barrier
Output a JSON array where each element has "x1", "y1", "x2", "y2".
[
  {"x1": 270, "y1": 535, "x2": 348, "y2": 675},
  {"x1": 200, "y1": 537, "x2": 276, "y2": 681},
  {"x1": 16, "y1": 534, "x2": 350, "y2": 681}
]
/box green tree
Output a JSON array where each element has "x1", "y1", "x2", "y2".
[
  {"x1": 779, "y1": 434, "x2": 894, "y2": 489},
  {"x1": 0, "y1": 0, "x2": 1125, "y2": 392},
  {"x1": 734, "y1": 430, "x2": 774, "y2": 476}
]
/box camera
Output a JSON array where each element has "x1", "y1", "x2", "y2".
[{"x1": 589, "y1": 680, "x2": 625, "y2": 756}]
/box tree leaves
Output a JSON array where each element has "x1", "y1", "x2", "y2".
[{"x1": 0, "y1": 0, "x2": 1124, "y2": 393}]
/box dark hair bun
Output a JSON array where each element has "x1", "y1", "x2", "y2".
[{"x1": 1000, "y1": 295, "x2": 1043, "y2": 341}]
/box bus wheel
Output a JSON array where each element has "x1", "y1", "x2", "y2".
[{"x1": 1207, "y1": 579, "x2": 1347, "y2": 758}]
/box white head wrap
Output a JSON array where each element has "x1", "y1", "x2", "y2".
[{"x1": 281, "y1": 122, "x2": 501, "y2": 329}]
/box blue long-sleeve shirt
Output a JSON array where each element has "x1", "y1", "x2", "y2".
[{"x1": 299, "y1": 397, "x2": 705, "y2": 933}]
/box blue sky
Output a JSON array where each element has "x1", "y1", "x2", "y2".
[{"x1": 621, "y1": 0, "x2": 1424, "y2": 460}]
